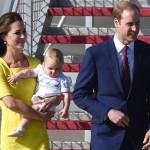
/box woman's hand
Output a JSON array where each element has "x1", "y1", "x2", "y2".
[
  {"x1": 39, "y1": 111, "x2": 55, "y2": 121},
  {"x1": 38, "y1": 96, "x2": 60, "y2": 112}
]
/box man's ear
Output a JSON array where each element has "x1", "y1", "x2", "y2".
[{"x1": 114, "y1": 18, "x2": 120, "y2": 28}]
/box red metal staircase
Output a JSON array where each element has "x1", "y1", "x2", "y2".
[
  {"x1": 13, "y1": 0, "x2": 150, "y2": 149},
  {"x1": 41, "y1": 1, "x2": 150, "y2": 149}
]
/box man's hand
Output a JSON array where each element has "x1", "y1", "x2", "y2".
[
  {"x1": 107, "y1": 109, "x2": 129, "y2": 128},
  {"x1": 142, "y1": 130, "x2": 150, "y2": 150}
]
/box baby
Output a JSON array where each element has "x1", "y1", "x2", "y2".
[{"x1": 7, "y1": 48, "x2": 72, "y2": 136}]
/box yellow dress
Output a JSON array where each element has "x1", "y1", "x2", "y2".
[{"x1": 0, "y1": 56, "x2": 50, "y2": 150}]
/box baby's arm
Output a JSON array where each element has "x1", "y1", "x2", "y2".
[
  {"x1": 59, "y1": 92, "x2": 70, "y2": 118},
  {"x1": 7, "y1": 69, "x2": 35, "y2": 84}
]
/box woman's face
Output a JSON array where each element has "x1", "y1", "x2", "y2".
[{"x1": 4, "y1": 21, "x2": 26, "y2": 51}]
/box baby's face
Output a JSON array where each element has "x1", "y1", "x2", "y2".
[{"x1": 43, "y1": 59, "x2": 62, "y2": 78}]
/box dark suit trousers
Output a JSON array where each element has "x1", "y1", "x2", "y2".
[{"x1": 120, "y1": 132, "x2": 136, "y2": 150}]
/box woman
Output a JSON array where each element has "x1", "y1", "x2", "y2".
[{"x1": 0, "y1": 12, "x2": 56, "y2": 150}]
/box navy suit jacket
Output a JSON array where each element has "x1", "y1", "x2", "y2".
[{"x1": 73, "y1": 38, "x2": 150, "y2": 150}]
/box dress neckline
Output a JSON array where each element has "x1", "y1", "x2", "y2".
[{"x1": 0, "y1": 56, "x2": 30, "y2": 69}]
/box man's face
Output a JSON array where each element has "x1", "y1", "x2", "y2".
[{"x1": 114, "y1": 9, "x2": 140, "y2": 45}]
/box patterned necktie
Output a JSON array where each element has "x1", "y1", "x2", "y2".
[{"x1": 122, "y1": 46, "x2": 130, "y2": 96}]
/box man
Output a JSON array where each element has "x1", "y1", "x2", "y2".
[{"x1": 73, "y1": 1, "x2": 150, "y2": 150}]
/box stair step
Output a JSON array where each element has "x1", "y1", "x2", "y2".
[
  {"x1": 40, "y1": 35, "x2": 110, "y2": 44},
  {"x1": 49, "y1": 0, "x2": 114, "y2": 7},
  {"x1": 40, "y1": 35, "x2": 150, "y2": 44},
  {"x1": 48, "y1": 7, "x2": 112, "y2": 16},
  {"x1": 48, "y1": 7, "x2": 150, "y2": 16},
  {"x1": 51, "y1": 141, "x2": 90, "y2": 150},
  {"x1": 47, "y1": 112, "x2": 91, "y2": 130},
  {"x1": 52, "y1": 112, "x2": 91, "y2": 121},
  {"x1": 49, "y1": 0, "x2": 150, "y2": 7},
  {"x1": 43, "y1": 27, "x2": 115, "y2": 35},
  {"x1": 63, "y1": 63, "x2": 80, "y2": 72},
  {"x1": 48, "y1": 130, "x2": 90, "y2": 142},
  {"x1": 43, "y1": 27, "x2": 150, "y2": 36},
  {"x1": 47, "y1": 120, "x2": 91, "y2": 130}
]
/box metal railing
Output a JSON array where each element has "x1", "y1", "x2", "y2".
[
  {"x1": 8, "y1": 0, "x2": 150, "y2": 56},
  {"x1": 9, "y1": 0, "x2": 50, "y2": 56}
]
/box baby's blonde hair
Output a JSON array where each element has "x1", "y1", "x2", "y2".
[{"x1": 44, "y1": 48, "x2": 64, "y2": 67}]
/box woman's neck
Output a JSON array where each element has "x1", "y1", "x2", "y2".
[
  {"x1": 2, "y1": 52, "x2": 28, "y2": 68},
  {"x1": 3, "y1": 49, "x2": 23, "y2": 60}
]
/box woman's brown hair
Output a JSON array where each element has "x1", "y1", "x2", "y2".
[{"x1": 0, "y1": 12, "x2": 23, "y2": 56}]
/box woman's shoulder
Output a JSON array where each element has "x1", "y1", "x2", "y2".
[{"x1": 0, "y1": 57, "x2": 9, "y2": 70}]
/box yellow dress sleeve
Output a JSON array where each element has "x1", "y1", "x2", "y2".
[{"x1": 0, "y1": 63, "x2": 14, "y2": 99}]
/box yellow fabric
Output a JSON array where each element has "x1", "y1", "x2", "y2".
[{"x1": 0, "y1": 56, "x2": 50, "y2": 150}]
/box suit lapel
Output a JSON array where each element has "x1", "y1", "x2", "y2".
[
  {"x1": 126, "y1": 40, "x2": 142, "y2": 97},
  {"x1": 130, "y1": 40, "x2": 142, "y2": 91},
  {"x1": 107, "y1": 39, "x2": 124, "y2": 93}
]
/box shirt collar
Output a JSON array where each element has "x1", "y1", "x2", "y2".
[{"x1": 113, "y1": 35, "x2": 134, "y2": 53}]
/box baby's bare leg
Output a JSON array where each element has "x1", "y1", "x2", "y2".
[
  {"x1": 19, "y1": 117, "x2": 31, "y2": 128},
  {"x1": 8, "y1": 117, "x2": 31, "y2": 137}
]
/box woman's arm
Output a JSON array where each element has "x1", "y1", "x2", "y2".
[{"x1": 2, "y1": 95, "x2": 54, "y2": 121}]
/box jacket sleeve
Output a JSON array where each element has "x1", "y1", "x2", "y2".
[{"x1": 73, "y1": 47, "x2": 112, "y2": 123}]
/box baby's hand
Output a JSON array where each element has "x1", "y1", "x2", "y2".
[
  {"x1": 7, "y1": 75, "x2": 17, "y2": 84},
  {"x1": 58, "y1": 109, "x2": 69, "y2": 119}
]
